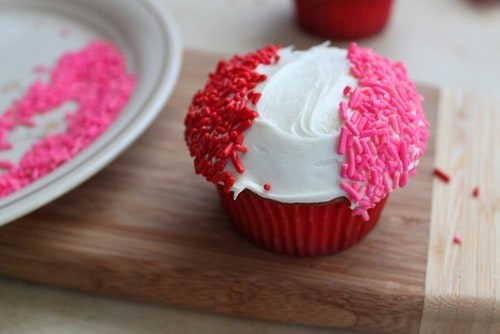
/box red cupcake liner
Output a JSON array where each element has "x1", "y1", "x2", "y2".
[
  {"x1": 217, "y1": 186, "x2": 387, "y2": 256},
  {"x1": 294, "y1": 0, "x2": 393, "y2": 39}
]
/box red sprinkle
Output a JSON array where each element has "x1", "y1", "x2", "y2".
[
  {"x1": 263, "y1": 183, "x2": 272, "y2": 191},
  {"x1": 0, "y1": 41, "x2": 135, "y2": 199},
  {"x1": 433, "y1": 168, "x2": 451, "y2": 183},
  {"x1": 453, "y1": 235, "x2": 462, "y2": 244},
  {"x1": 185, "y1": 45, "x2": 280, "y2": 192},
  {"x1": 472, "y1": 186, "x2": 480, "y2": 197}
]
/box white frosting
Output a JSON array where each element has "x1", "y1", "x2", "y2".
[{"x1": 227, "y1": 44, "x2": 358, "y2": 203}]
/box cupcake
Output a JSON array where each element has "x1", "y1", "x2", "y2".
[
  {"x1": 184, "y1": 43, "x2": 429, "y2": 256},
  {"x1": 294, "y1": 0, "x2": 394, "y2": 39}
]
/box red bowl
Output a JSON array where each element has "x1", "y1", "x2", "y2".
[{"x1": 294, "y1": 0, "x2": 394, "y2": 39}]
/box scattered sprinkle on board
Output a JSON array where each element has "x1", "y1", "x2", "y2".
[{"x1": 433, "y1": 167, "x2": 451, "y2": 182}]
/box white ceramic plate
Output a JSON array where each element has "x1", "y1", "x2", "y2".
[{"x1": 0, "y1": 0, "x2": 182, "y2": 225}]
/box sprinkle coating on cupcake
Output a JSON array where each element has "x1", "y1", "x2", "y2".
[
  {"x1": 184, "y1": 46, "x2": 280, "y2": 192},
  {"x1": 339, "y1": 43, "x2": 429, "y2": 218},
  {"x1": 185, "y1": 43, "x2": 429, "y2": 219}
]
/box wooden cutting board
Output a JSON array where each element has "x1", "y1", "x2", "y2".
[{"x1": 0, "y1": 51, "x2": 498, "y2": 334}]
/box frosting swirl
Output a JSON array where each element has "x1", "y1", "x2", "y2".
[
  {"x1": 256, "y1": 45, "x2": 354, "y2": 138},
  {"x1": 228, "y1": 44, "x2": 357, "y2": 202}
]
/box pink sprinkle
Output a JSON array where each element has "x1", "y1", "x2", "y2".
[
  {"x1": 399, "y1": 171, "x2": 409, "y2": 187},
  {"x1": 340, "y1": 181, "x2": 361, "y2": 202},
  {"x1": 340, "y1": 163, "x2": 348, "y2": 178},
  {"x1": 339, "y1": 101, "x2": 349, "y2": 121},
  {"x1": 337, "y1": 127, "x2": 348, "y2": 155},
  {"x1": 453, "y1": 235, "x2": 462, "y2": 244},
  {"x1": 337, "y1": 43, "x2": 430, "y2": 219},
  {"x1": 348, "y1": 87, "x2": 361, "y2": 108},
  {"x1": 0, "y1": 40, "x2": 135, "y2": 199},
  {"x1": 356, "y1": 117, "x2": 367, "y2": 131},
  {"x1": 389, "y1": 114, "x2": 400, "y2": 133},
  {"x1": 472, "y1": 186, "x2": 480, "y2": 197},
  {"x1": 400, "y1": 142, "x2": 409, "y2": 170},
  {"x1": 360, "y1": 139, "x2": 372, "y2": 156},
  {"x1": 347, "y1": 149, "x2": 356, "y2": 177},
  {"x1": 0, "y1": 160, "x2": 15, "y2": 171},
  {"x1": 392, "y1": 171, "x2": 401, "y2": 188},
  {"x1": 352, "y1": 137, "x2": 363, "y2": 153},
  {"x1": 360, "y1": 129, "x2": 376, "y2": 137},
  {"x1": 345, "y1": 120, "x2": 359, "y2": 136},
  {"x1": 350, "y1": 109, "x2": 361, "y2": 124}
]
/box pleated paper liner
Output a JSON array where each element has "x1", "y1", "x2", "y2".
[{"x1": 217, "y1": 186, "x2": 387, "y2": 256}]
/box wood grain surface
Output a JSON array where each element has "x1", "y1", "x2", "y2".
[
  {"x1": 0, "y1": 50, "x2": 471, "y2": 334},
  {"x1": 420, "y1": 89, "x2": 500, "y2": 334}
]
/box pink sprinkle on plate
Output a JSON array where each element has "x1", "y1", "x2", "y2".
[{"x1": 0, "y1": 0, "x2": 182, "y2": 225}]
